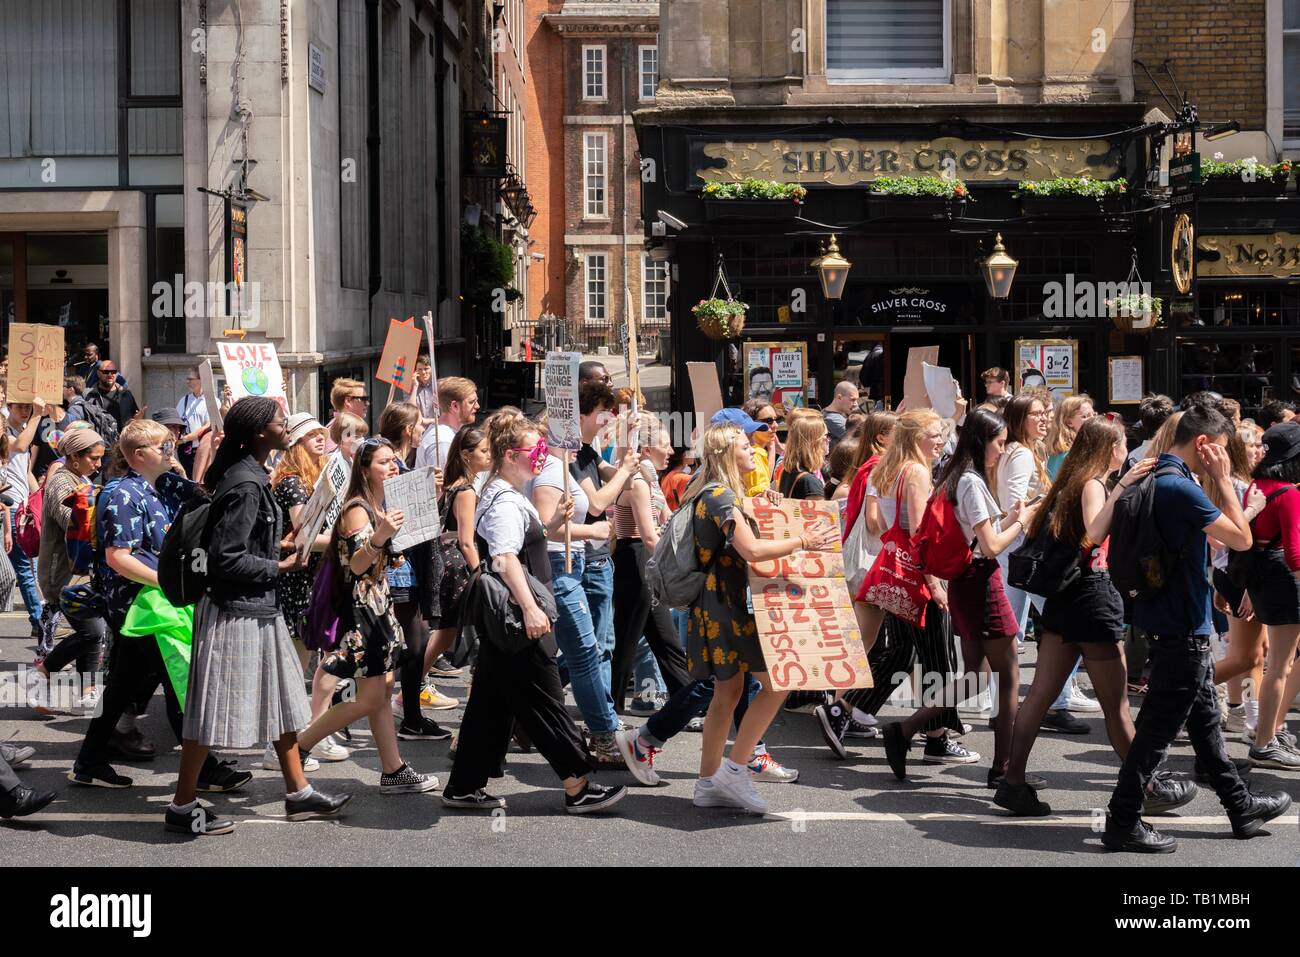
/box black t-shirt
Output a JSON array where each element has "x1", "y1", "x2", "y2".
[
  {"x1": 571, "y1": 445, "x2": 611, "y2": 561},
  {"x1": 779, "y1": 468, "x2": 825, "y2": 500},
  {"x1": 30, "y1": 415, "x2": 64, "y2": 482}
]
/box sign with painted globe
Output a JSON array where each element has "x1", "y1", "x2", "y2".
[{"x1": 218, "y1": 340, "x2": 288, "y2": 414}]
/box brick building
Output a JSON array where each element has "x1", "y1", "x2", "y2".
[{"x1": 527, "y1": 0, "x2": 664, "y2": 355}]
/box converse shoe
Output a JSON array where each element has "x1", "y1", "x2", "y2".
[
  {"x1": 845, "y1": 718, "x2": 880, "y2": 739},
  {"x1": 709, "y1": 759, "x2": 768, "y2": 814},
  {"x1": 614, "y1": 728, "x2": 660, "y2": 787},
  {"x1": 922, "y1": 735, "x2": 981, "y2": 764},
  {"x1": 957, "y1": 688, "x2": 993, "y2": 716},
  {"x1": 263, "y1": 745, "x2": 319, "y2": 772},
  {"x1": 748, "y1": 751, "x2": 799, "y2": 783},
  {"x1": 1064, "y1": 685, "x2": 1102, "y2": 713},
  {"x1": 814, "y1": 701, "x2": 851, "y2": 759},
  {"x1": 379, "y1": 763, "x2": 439, "y2": 794}
]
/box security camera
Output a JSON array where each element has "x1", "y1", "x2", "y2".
[
  {"x1": 656, "y1": 210, "x2": 688, "y2": 231},
  {"x1": 651, "y1": 221, "x2": 667, "y2": 237}
]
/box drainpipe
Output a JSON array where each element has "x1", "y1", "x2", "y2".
[
  {"x1": 433, "y1": 10, "x2": 449, "y2": 331},
  {"x1": 366, "y1": 0, "x2": 382, "y2": 301}
]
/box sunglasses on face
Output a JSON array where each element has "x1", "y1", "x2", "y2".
[
  {"x1": 510, "y1": 436, "x2": 550, "y2": 469},
  {"x1": 99, "y1": 368, "x2": 118, "y2": 376},
  {"x1": 348, "y1": 394, "x2": 370, "y2": 404}
]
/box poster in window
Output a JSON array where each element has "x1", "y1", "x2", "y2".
[
  {"x1": 1108, "y1": 355, "x2": 1144, "y2": 405},
  {"x1": 1015, "y1": 338, "x2": 1077, "y2": 400},
  {"x1": 745, "y1": 342, "x2": 807, "y2": 410}
]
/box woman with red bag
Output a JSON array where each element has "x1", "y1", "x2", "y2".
[{"x1": 815, "y1": 410, "x2": 972, "y2": 764}]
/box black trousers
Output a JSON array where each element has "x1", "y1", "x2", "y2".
[
  {"x1": 394, "y1": 599, "x2": 430, "y2": 726},
  {"x1": 446, "y1": 639, "x2": 593, "y2": 795},
  {"x1": 0, "y1": 753, "x2": 20, "y2": 794},
  {"x1": 845, "y1": 605, "x2": 963, "y2": 735},
  {"x1": 42, "y1": 611, "x2": 108, "y2": 677},
  {"x1": 611, "y1": 542, "x2": 691, "y2": 712},
  {"x1": 1108, "y1": 633, "x2": 1250, "y2": 827}
]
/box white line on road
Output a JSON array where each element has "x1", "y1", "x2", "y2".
[{"x1": 768, "y1": 811, "x2": 1300, "y2": 826}]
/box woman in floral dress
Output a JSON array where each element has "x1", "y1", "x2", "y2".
[{"x1": 295, "y1": 437, "x2": 437, "y2": 795}]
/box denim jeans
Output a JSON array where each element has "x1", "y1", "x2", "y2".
[
  {"x1": 1107, "y1": 634, "x2": 1249, "y2": 827},
  {"x1": 581, "y1": 554, "x2": 616, "y2": 695},
  {"x1": 632, "y1": 639, "x2": 665, "y2": 699},
  {"x1": 9, "y1": 512, "x2": 41, "y2": 630},
  {"x1": 642, "y1": 673, "x2": 761, "y2": 749},
  {"x1": 549, "y1": 551, "x2": 619, "y2": 735}
]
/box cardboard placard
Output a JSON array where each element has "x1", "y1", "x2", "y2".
[
  {"x1": 217, "y1": 340, "x2": 287, "y2": 415},
  {"x1": 901, "y1": 346, "x2": 940, "y2": 412},
  {"x1": 377, "y1": 316, "x2": 424, "y2": 394},
  {"x1": 543, "y1": 352, "x2": 583, "y2": 451},
  {"x1": 384, "y1": 466, "x2": 441, "y2": 551},
  {"x1": 922, "y1": 362, "x2": 959, "y2": 419},
  {"x1": 197, "y1": 359, "x2": 224, "y2": 432},
  {"x1": 687, "y1": 362, "x2": 724, "y2": 435},
  {"x1": 7, "y1": 323, "x2": 65, "y2": 404},
  {"x1": 742, "y1": 498, "x2": 873, "y2": 692},
  {"x1": 294, "y1": 450, "x2": 352, "y2": 560}
]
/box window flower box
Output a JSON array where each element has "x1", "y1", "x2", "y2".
[
  {"x1": 702, "y1": 179, "x2": 806, "y2": 220},
  {"x1": 865, "y1": 175, "x2": 968, "y2": 220},
  {"x1": 1016, "y1": 177, "x2": 1127, "y2": 216}
]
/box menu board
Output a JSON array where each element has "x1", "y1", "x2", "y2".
[{"x1": 1108, "y1": 355, "x2": 1144, "y2": 405}]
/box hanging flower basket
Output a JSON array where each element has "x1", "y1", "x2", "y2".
[
  {"x1": 1106, "y1": 294, "x2": 1162, "y2": 333},
  {"x1": 692, "y1": 298, "x2": 748, "y2": 340},
  {"x1": 865, "y1": 176, "x2": 969, "y2": 221}
]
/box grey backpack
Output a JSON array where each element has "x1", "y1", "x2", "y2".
[{"x1": 645, "y1": 483, "x2": 722, "y2": 609}]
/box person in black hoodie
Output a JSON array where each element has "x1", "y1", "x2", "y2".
[{"x1": 165, "y1": 397, "x2": 352, "y2": 835}]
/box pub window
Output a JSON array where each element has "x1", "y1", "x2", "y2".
[
  {"x1": 640, "y1": 45, "x2": 658, "y2": 101},
  {"x1": 825, "y1": 0, "x2": 950, "y2": 82},
  {"x1": 1197, "y1": 288, "x2": 1300, "y2": 327},
  {"x1": 584, "y1": 132, "x2": 607, "y2": 218},
  {"x1": 1179, "y1": 340, "x2": 1275, "y2": 414},
  {"x1": 1286, "y1": 1, "x2": 1300, "y2": 143},
  {"x1": 642, "y1": 254, "x2": 670, "y2": 327},
  {"x1": 583, "y1": 45, "x2": 606, "y2": 101},
  {"x1": 585, "y1": 253, "x2": 608, "y2": 327}
]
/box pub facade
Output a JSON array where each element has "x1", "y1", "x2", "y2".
[{"x1": 634, "y1": 0, "x2": 1298, "y2": 420}]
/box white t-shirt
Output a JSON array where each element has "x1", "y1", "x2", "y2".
[
  {"x1": 415, "y1": 422, "x2": 458, "y2": 469},
  {"x1": 954, "y1": 470, "x2": 1002, "y2": 554},
  {"x1": 3, "y1": 423, "x2": 31, "y2": 506},
  {"x1": 534, "y1": 454, "x2": 590, "y2": 554},
  {"x1": 996, "y1": 443, "x2": 1046, "y2": 512},
  {"x1": 475, "y1": 479, "x2": 541, "y2": 559}
]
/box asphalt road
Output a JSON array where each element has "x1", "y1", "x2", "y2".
[{"x1": 3, "y1": 612, "x2": 1299, "y2": 867}]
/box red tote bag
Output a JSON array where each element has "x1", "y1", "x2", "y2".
[{"x1": 856, "y1": 483, "x2": 930, "y2": 627}]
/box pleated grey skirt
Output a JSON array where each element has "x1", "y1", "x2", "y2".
[{"x1": 183, "y1": 596, "x2": 312, "y2": 749}]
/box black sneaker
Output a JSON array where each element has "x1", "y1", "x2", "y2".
[
  {"x1": 1143, "y1": 775, "x2": 1198, "y2": 815},
  {"x1": 285, "y1": 789, "x2": 352, "y2": 822},
  {"x1": 379, "y1": 763, "x2": 439, "y2": 794},
  {"x1": 1039, "y1": 710, "x2": 1089, "y2": 735},
  {"x1": 844, "y1": 718, "x2": 879, "y2": 739},
  {"x1": 814, "y1": 702, "x2": 851, "y2": 759},
  {"x1": 196, "y1": 759, "x2": 253, "y2": 794},
  {"x1": 164, "y1": 803, "x2": 235, "y2": 836},
  {"x1": 565, "y1": 781, "x2": 627, "y2": 815},
  {"x1": 1247, "y1": 740, "x2": 1300, "y2": 770},
  {"x1": 397, "y1": 716, "x2": 453, "y2": 741},
  {"x1": 993, "y1": 781, "x2": 1052, "y2": 816},
  {"x1": 1228, "y1": 790, "x2": 1292, "y2": 839},
  {"x1": 0, "y1": 785, "x2": 56, "y2": 819},
  {"x1": 107, "y1": 728, "x2": 156, "y2": 761},
  {"x1": 988, "y1": 769, "x2": 1047, "y2": 790},
  {"x1": 883, "y1": 723, "x2": 910, "y2": 781},
  {"x1": 67, "y1": 762, "x2": 132, "y2": 788},
  {"x1": 1102, "y1": 817, "x2": 1177, "y2": 853},
  {"x1": 922, "y1": 735, "x2": 981, "y2": 764},
  {"x1": 430, "y1": 655, "x2": 463, "y2": 678},
  {"x1": 442, "y1": 789, "x2": 507, "y2": 810},
  {"x1": 1194, "y1": 756, "x2": 1251, "y2": 784}
]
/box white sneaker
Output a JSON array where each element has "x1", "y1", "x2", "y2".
[
  {"x1": 1065, "y1": 686, "x2": 1102, "y2": 713},
  {"x1": 748, "y1": 751, "x2": 799, "y2": 783},
  {"x1": 692, "y1": 776, "x2": 733, "y2": 808},
  {"x1": 263, "y1": 745, "x2": 320, "y2": 772},
  {"x1": 709, "y1": 760, "x2": 769, "y2": 814},
  {"x1": 614, "y1": 728, "x2": 660, "y2": 787},
  {"x1": 957, "y1": 688, "x2": 993, "y2": 716},
  {"x1": 1225, "y1": 704, "x2": 1248, "y2": 734},
  {"x1": 77, "y1": 686, "x2": 102, "y2": 712},
  {"x1": 315, "y1": 735, "x2": 350, "y2": 762}
]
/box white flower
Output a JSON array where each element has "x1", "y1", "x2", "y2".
[{"x1": 1213, "y1": 151, "x2": 1224, "y2": 160}]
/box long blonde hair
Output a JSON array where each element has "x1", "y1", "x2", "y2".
[
  {"x1": 871, "y1": 409, "x2": 940, "y2": 497},
  {"x1": 683, "y1": 423, "x2": 749, "y2": 502},
  {"x1": 1148, "y1": 410, "x2": 1184, "y2": 458},
  {"x1": 782, "y1": 408, "x2": 828, "y2": 477},
  {"x1": 1047, "y1": 394, "x2": 1094, "y2": 456}
]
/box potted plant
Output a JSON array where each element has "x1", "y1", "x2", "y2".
[
  {"x1": 1016, "y1": 176, "x2": 1128, "y2": 215},
  {"x1": 1200, "y1": 155, "x2": 1292, "y2": 198},
  {"x1": 1105, "y1": 292, "x2": 1162, "y2": 332},
  {"x1": 692, "y1": 297, "x2": 748, "y2": 339},
  {"x1": 865, "y1": 175, "x2": 968, "y2": 220},
  {"x1": 702, "y1": 178, "x2": 808, "y2": 221}
]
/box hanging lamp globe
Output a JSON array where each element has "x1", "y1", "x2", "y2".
[
  {"x1": 815, "y1": 234, "x2": 851, "y2": 300},
  {"x1": 982, "y1": 233, "x2": 1018, "y2": 299}
]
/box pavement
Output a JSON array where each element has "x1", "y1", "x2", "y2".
[{"x1": 3, "y1": 610, "x2": 1299, "y2": 867}]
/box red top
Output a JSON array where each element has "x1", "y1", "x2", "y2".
[
  {"x1": 1248, "y1": 478, "x2": 1300, "y2": 571},
  {"x1": 843, "y1": 454, "x2": 880, "y2": 544},
  {"x1": 661, "y1": 467, "x2": 691, "y2": 513}
]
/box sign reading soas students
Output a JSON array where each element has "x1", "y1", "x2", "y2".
[
  {"x1": 7, "y1": 323, "x2": 65, "y2": 404},
  {"x1": 741, "y1": 497, "x2": 872, "y2": 692}
]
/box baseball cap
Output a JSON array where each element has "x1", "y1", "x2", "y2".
[
  {"x1": 710, "y1": 408, "x2": 769, "y2": 435},
  {"x1": 152, "y1": 408, "x2": 184, "y2": 427},
  {"x1": 1259, "y1": 421, "x2": 1300, "y2": 468},
  {"x1": 287, "y1": 412, "x2": 325, "y2": 446}
]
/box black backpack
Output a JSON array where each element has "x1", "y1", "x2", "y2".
[
  {"x1": 73, "y1": 395, "x2": 120, "y2": 446},
  {"x1": 1007, "y1": 524, "x2": 1084, "y2": 598},
  {"x1": 1108, "y1": 465, "x2": 1185, "y2": 600},
  {"x1": 157, "y1": 490, "x2": 213, "y2": 607}
]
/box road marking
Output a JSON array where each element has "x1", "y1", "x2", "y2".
[
  {"x1": 768, "y1": 810, "x2": 1300, "y2": 826},
  {"x1": 20, "y1": 812, "x2": 339, "y2": 824}
]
